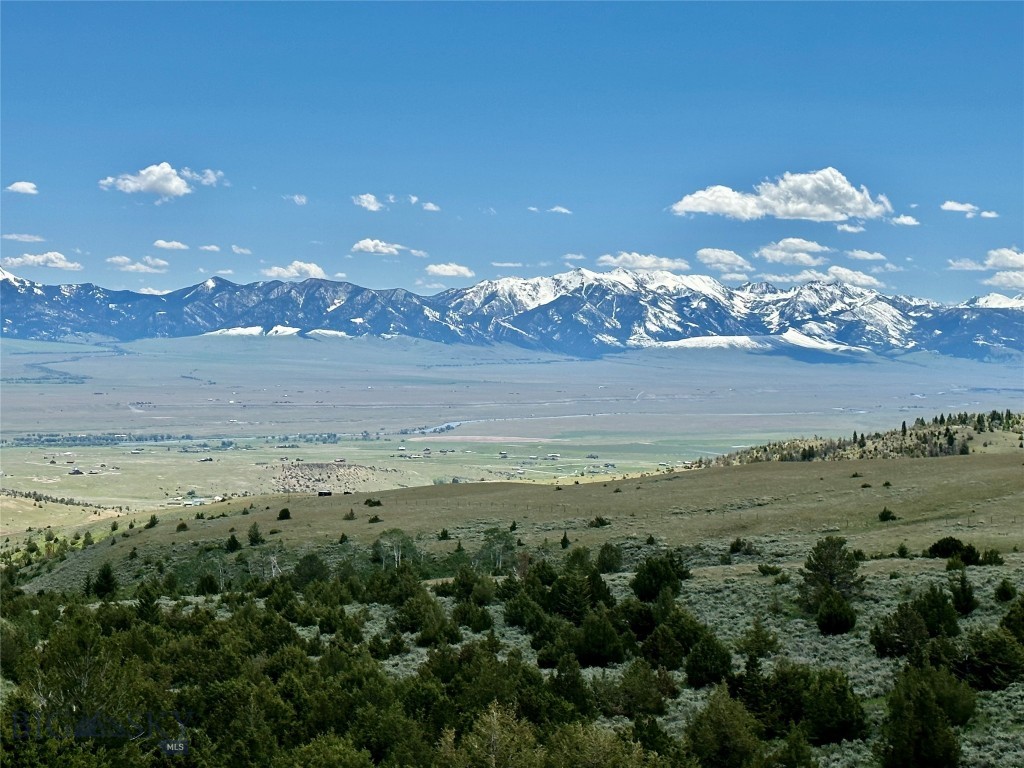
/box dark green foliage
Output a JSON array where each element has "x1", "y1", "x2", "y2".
[
  {"x1": 196, "y1": 572, "x2": 219, "y2": 595},
  {"x1": 293, "y1": 552, "x2": 330, "y2": 588},
  {"x1": 368, "y1": 514, "x2": 382, "y2": 523},
  {"x1": 927, "y1": 536, "x2": 966, "y2": 559},
  {"x1": 911, "y1": 584, "x2": 961, "y2": 638},
  {"x1": 802, "y1": 668, "x2": 866, "y2": 745},
  {"x1": 949, "y1": 571, "x2": 978, "y2": 616},
  {"x1": 560, "y1": 530, "x2": 571, "y2": 549},
  {"x1": 363, "y1": 497, "x2": 382, "y2": 507},
  {"x1": 815, "y1": 588, "x2": 857, "y2": 636},
  {"x1": 641, "y1": 623, "x2": 685, "y2": 670},
  {"x1": 630, "y1": 551, "x2": 689, "y2": 602},
  {"x1": 765, "y1": 726, "x2": 819, "y2": 768},
  {"x1": 1001, "y1": 595, "x2": 1024, "y2": 642},
  {"x1": 438, "y1": 527, "x2": 450, "y2": 540},
  {"x1": 686, "y1": 630, "x2": 732, "y2": 688},
  {"x1": 878, "y1": 507, "x2": 897, "y2": 522},
  {"x1": 735, "y1": 616, "x2": 779, "y2": 659},
  {"x1": 980, "y1": 548, "x2": 1004, "y2": 566},
  {"x1": 757, "y1": 563, "x2": 782, "y2": 576},
  {"x1": 798, "y1": 536, "x2": 864, "y2": 610},
  {"x1": 225, "y1": 533, "x2": 241, "y2": 552},
  {"x1": 994, "y1": 578, "x2": 1017, "y2": 602},
  {"x1": 685, "y1": 684, "x2": 763, "y2": 768},
  {"x1": 144, "y1": 513, "x2": 158, "y2": 529},
  {"x1": 588, "y1": 515, "x2": 610, "y2": 528},
  {"x1": 248, "y1": 521, "x2": 265, "y2": 545},
  {"x1": 870, "y1": 603, "x2": 931, "y2": 659},
  {"x1": 93, "y1": 561, "x2": 117, "y2": 599},
  {"x1": 596, "y1": 542, "x2": 623, "y2": 573},
  {"x1": 953, "y1": 628, "x2": 1024, "y2": 690},
  {"x1": 879, "y1": 666, "x2": 962, "y2": 768},
  {"x1": 577, "y1": 605, "x2": 625, "y2": 667},
  {"x1": 729, "y1": 537, "x2": 757, "y2": 555},
  {"x1": 176, "y1": 520, "x2": 189, "y2": 532},
  {"x1": 344, "y1": 508, "x2": 356, "y2": 520},
  {"x1": 452, "y1": 600, "x2": 494, "y2": 633},
  {"x1": 277, "y1": 507, "x2": 291, "y2": 520}
]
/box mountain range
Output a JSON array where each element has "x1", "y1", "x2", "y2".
[{"x1": 2, "y1": 267, "x2": 1021, "y2": 360}]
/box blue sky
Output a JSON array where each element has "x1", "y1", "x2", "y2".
[{"x1": 2, "y1": 2, "x2": 1022, "y2": 302}]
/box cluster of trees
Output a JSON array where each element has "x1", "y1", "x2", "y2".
[{"x1": 2, "y1": 533, "x2": 1022, "y2": 767}]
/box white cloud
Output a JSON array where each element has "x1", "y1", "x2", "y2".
[
  {"x1": 562, "y1": 253, "x2": 586, "y2": 262},
  {"x1": 409, "y1": 249, "x2": 429, "y2": 258},
  {"x1": 352, "y1": 193, "x2": 385, "y2": 212},
  {"x1": 106, "y1": 255, "x2": 169, "y2": 273},
  {"x1": 755, "y1": 238, "x2": 831, "y2": 266},
  {"x1": 5, "y1": 181, "x2": 38, "y2": 195},
  {"x1": 983, "y1": 271, "x2": 1024, "y2": 290},
  {"x1": 352, "y1": 238, "x2": 404, "y2": 256},
  {"x1": 99, "y1": 162, "x2": 192, "y2": 201},
  {"x1": 846, "y1": 249, "x2": 886, "y2": 261},
  {"x1": 946, "y1": 259, "x2": 986, "y2": 271},
  {"x1": 482, "y1": 207, "x2": 497, "y2": 216},
  {"x1": 2, "y1": 251, "x2": 82, "y2": 270},
  {"x1": 547, "y1": 205, "x2": 572, "y2": 215},
  {"x1": 216, "y1": 269, "x2": 234, "y2": 276},
  {"x1": 138, "y1": 287, "x2": 171, "y2": 295},
  {"x1": 492, "y1": 261, "x2": 524, "y2": 268},
  {"x1": 199, "y1": 245, "x2": 220, "y2": 252},
  {"x1": 408, "y1": 195, "x2": 419, "y2": 205},
  {"x1": 231, "y1": 245, "x2": 252, "y2": 255},
  {"x1": 891, "y1": 214, "x2": 920, "y2": 226},
  {"x1": 671, "y1": 167, "x2": 892, "y2": 222},
  {"x1": 871, "y1": 263, "x2": 905, "y2": 274},
  {"x1": 980, "y1": 211, "x2": 999, "y2": 219},
  {"x1": 695, "y1": 248, "x2": 752, "y2": 272},
  {"x1": 527, "y1": 206, "x2": 539, "y2": 212},
  {"x1": 283, "y1": 194, "x2": 308, "y2": 206},
  {"x1": 154, "y1": 239, "x2": 188, "y2": 250},
  {"x1": 180, "y1": 168, "x2": 226, "y2": 187},
  {"x1": 334, "y1": 272, "x2": 347, "y2": 279},
  {"x1": 386, "y1": 194, "x2": 397, "y2": 204},
  {"x1": 836, "y1": 223, "x2": 865, "y2": 233},
  {"x1": 261, "y1": 260, "x2": 327, "y2": 280},
  {"x1": 596, "y1": 252, "x2": 690, "y2": 271},
  {"x1": 985, "y1": 247, "x2": 1024, "y2": 270},
  {"x1": 760, "y1": 265, "x2": 884, "y2": 289},
  {"x1": 422, "y1": 202, "x2": 441, "y2": 212},
  {"x1": 426, "y1": 262, "x2": 475, "y2": 278},
  {"x1": 720, "y1": 272, "x2": 750, "y2": 282},
  {"x1": 415, "y1": 279, "x2": 447, "y2": 291},
  {"x1": 940, "y1": 200, "x2": 979, "y2": 218},
  {"x1": 2, "y1": 233, "x2": 45, "y2": 242}
]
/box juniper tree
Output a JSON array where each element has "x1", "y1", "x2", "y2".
[{"x1": 798, "y1": 536, "x2": 864, "y2": 610}]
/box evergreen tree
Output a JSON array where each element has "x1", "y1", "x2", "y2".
[
  {"x1": 798, "y1": 536, "x2": 864, "y2": 610},
  {"x1": 93, "y1": 561, "x2": 118, "y2": 600}
]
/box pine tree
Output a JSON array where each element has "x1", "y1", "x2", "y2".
[{"x1": 93, "y1": 561, "x2": 118, "y2": 600}]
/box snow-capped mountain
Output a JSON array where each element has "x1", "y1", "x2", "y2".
[{"x1": 1, "y1": 267, "x2": 1021, "y2": 360}]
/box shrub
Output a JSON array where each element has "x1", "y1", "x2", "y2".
[
  {"x1": 879, "y1": 666, "x2": 963, "y2": 768},
  {"x1": 587, "y1": 516, "x2": 610, "y2": 528},
  {"x1": 364, "y1": 498, "x2": 382, "y2": 507},
  {"x1": 954, "y1": 628, "x2": 1024, "y2": 691},
  {"x1": 595, "y1": 542, "x2": 622, "y2": 573},
  {"x1": 757, "y1": 563, "x2": 782, "y2": 576},
  {"x1": 870, "y1": 603, "x2": 930, "y2": 659},
  {"x1": 368, "y1": 514, "x2": 382, "y2": 524},
  {"x1": 438, "y1": 528, "x2": 450, "y2": 540},
  {"x1": 926, "y1": 536, "x2": 965, "y2": 559},
  {"x1": 685, "y1": 685, "x2": 762, "y2": 768},
  {"x1": 176, "y1": 521, "x2": 188, "y2": 532},
  {"x1": 799, "y1": 536, "x2": 864, "y2": 610},
  {"x1": 1001, "y1": 595, "x2": 1024, "y2": 643},
  {"x1": 93, "y1": 561, "x2": 118, "y2": 599},
  {"x1": 994, "y1": 579, "x2": 1017, "y2": 603},
  {"x1": 803, "y1": 668, "x2": 866, "y2": 745},
  {"x1": 631, "y1": 552, "x2": 689, "y2": 602},
  {"x1": 729, "y1": 537, "x2": 757, "y2": 555},
  {"x1": 144, "y1": 514, "x2": 159, "y2": 529},
  {"x1": 247, "y1": 522, "x2": 265, "y2": 546},
  {"x1": 878, "y1": 507, "x2": 897, "y2": 522},
  {"x1": 911, "y1": 584, "x2": 960, "y2": 638},
  {"x1": 277, "y1": 508, "x2": 291, "y2": 520},
  {"x1": 816, "y1": 588, "x2": 857, "y2": 636},
  {"x1": 686, "y1": 631, "x2": 732, "y2": 688},
  {"x1": 949, "y1": 571, "x2": 978, "y2": 616},
  {"x1": 225, "y1": 534, "x2": 241, "y2": 552},
  {"x1": 195, "y1": 573, "x2": 219, "y2": 595},
  {"x1": 980, "y1": 548, "x2": 1004, "y2": 566},
  {"x1": 343, "y1": 509, "x2": 356, "y2": 520},
  {"x1": 560, "y1": 530, "x2": 571, "y2": 549},
  {"x1": 735, "y1": 616, "x2": 779, "y2": 659}
]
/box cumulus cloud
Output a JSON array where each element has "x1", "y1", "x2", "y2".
[
  {"x1": 984, "y1": 247, "x2": 1024, "y2": 270},
  {"x1": 2, "y1": 251, "x2": 82, "y2": 270},
  {"x1": 231, "y1": 245, "x2": 252, "y2": 255},
  {"x1": 941, "y1": 200, "x2": 979, "y2": 218},
  {"x1": 180, "y1": 168, "x2": 227, "y2": 187},
  {"x1": 871, "y1": 263, "x2": 905, "y2": 274},
  {"x1": 106, "y1": 255, "x2": 169, "y2": 273},
  {"x1": 946, "y1": 259, "x2": 986, "y2": 271},
  {"x1": 283, "y1": 194, "x2": 308, "y2": 206},
  {"x1": 99, "y1": 162, "x2": 194, "y2": 201},
  {"x1": 547, "y1": 205, "x2": 572, "y2": 215},
  {"x1": 563, "y1": 253, "x2": 586, "y2": 262},
  {"x1": 138, "y1": 287, "x2": 172, "y2": 295},
  {"x1": 5, "y1": 181, "x2": 38, "y2": 195},
  {"x1": 426, "y1": 262, "x2": 475, "y2": 278},
  {"x1": 351, "y1": 238, "x2": 404, "y2": 256},
  {"x1": 199, "y1": 245, "x2": 220, "y2": 252},
  {"x1": 983, "y1": 271, "x2": 1024, "y2": 290},
  {"x1": 492, "y1": 261, "x2": 524, "y2": 268},
  {"x1": 422, "y1": 201, "x2": 441, "y2": 212},
  {"x1": 980, "y1": 211, "x2": 999, "y2": 219},
  {"x1": 720, "y1": 272, "x2": 750, "y2": 282},
  {"x1": 261, "y1": 260, "x2": 327, "y2": 280},
  {"x1": 846, "y1": 249, "x2": 886, "y2": 261},
  {"x1": 695, "y1": 248, "x2": 752, "y2": 272},
  {"x1": 352, "y1": 193, "x2": 385, "y2": 212},
  {"x1": 755, "y1": 238, "x2": 831, "y2": 266},
  {"x1": 891, "y1": 214, "x2": 920, "y2": 226},
  {"x1": 596, "y1": 252, "x2": 690, "y2": 271},
  {"x1": 410, "y1": 249, "x2": 429, "y2": 259},
  {"x1": 671, "y1": 167, "x2": 892, "y2": 222},
  {"x1": 527, "y1": 206, "x2": 539, "y2": 213},
  {"x1": 760, "y1": 265, "x2": 884, "y2": 289},
  {"x1": 836, "y1": 223, "x2": 865, "y2": 233},
  {"x1": 154, "y1": 239, "x2": 188, "y2": 250},
  {"x1": 2, "y1": 233, "x2": 45, "y2": 242}
]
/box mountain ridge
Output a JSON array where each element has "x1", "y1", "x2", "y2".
[{"x1": 2, "y1": 267, "x2": 1021, "y2": 360}]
